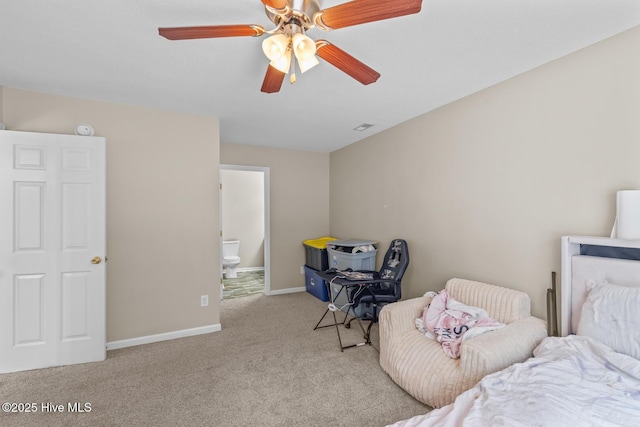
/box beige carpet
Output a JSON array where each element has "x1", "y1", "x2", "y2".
[{"x1": 0, "y1": 292, "x2": 430, "y2": 427}]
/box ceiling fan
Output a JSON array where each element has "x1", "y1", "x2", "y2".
[{"x1": 158, "y1": 0, "x2": 423, "y2": 93}]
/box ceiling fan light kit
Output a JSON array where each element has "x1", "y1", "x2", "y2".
[{"x1": 158, "y1": 0, "x2": 423, "y2": 93}]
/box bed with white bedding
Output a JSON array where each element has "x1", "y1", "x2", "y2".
[{"x1": 389, "y1": 236, "x2": 640, "y2": 427}]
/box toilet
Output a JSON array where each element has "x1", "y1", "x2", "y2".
[{"x1": 222, "y1": 240, "x2": 241, "y2": 279}]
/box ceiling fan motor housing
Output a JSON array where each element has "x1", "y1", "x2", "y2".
[{"x1": 265, "y1": 0, "x2": 321, "y2": 29}]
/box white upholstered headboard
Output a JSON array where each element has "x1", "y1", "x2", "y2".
[{"x1": 560, "y1": 236, "x2": 640, "y2": 336}]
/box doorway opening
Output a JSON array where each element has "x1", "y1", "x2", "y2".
[{"x1": 219, "y1": 165, "x2": 270, "y2": 299}]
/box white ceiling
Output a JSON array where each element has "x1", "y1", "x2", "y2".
[{"x1": 1, "y1": 0, "x2": 639, "y2": 152}]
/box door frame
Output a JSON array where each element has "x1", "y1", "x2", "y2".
[{"x1": 219, "y1": 164, "x2": 270, "y2": 296}]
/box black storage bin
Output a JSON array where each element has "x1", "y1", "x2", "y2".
[{"x1": 303, "y1": 237, "x2": 337, "y2": 271}]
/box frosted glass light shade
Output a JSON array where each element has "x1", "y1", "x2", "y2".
[
  {"x1": 298, "y1": 55, "x2": 319, "y2": 73},
  {"x1": 292, "y1": 33, "x2": 318, "y2": 73},
  {"x1": 292, "y1": 33, "x2": 316, "y2": 60},
  {"x1": 262, "y1": 34, "x2": 289, "y2": 61},
  {"x1": 270, "y1": 50, "x2": 292, "y2": 73}
]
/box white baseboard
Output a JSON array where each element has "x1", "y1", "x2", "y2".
[
  {"x1": 106, "y1": 324, "x2": 221, "y2": 351},
  {"x1": 107, "y1": 286, "x2": 303, "y2": 350},
  {"x1": 236, "y1": 267, "x2": 265, "y2": 273},
  {"x1": 267, "y1": 286, "x2": 305, "y2": 296}
]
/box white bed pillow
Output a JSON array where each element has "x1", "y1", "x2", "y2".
[{"x1": 577, "y1": 279, "x2": 640, "y2": 360}]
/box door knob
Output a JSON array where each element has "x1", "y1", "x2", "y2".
[{"x1": 91, "y1": 256, "x2": 102, "y2": 264}]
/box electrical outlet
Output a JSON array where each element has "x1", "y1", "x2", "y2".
[{"x1": 200, "y1": 295, "x2": 209, "y2": 307}]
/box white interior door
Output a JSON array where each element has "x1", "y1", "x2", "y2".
[{"x1": 0, "y1": 130, "x2": 106, "y2": 373}]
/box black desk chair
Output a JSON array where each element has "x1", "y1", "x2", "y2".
[
  {"x1": 315, "y1": 239, "x2": 409, "y2": 351},
  {"x1": 344, "y1": 239, "x2": 409, "y2": 336}
]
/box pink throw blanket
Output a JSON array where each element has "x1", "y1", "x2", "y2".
[{"x1": 417, "y1": 290, "x2": 504, "y2": 358}]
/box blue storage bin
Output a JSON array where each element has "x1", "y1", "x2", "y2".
[{"x1": 304, "y1": 265, "x2": 329, "y2": 302}]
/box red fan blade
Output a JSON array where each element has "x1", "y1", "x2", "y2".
[
  {"x1": 315, "y1": 41, "x2": 380, "y2": 85},
  {"x1": 159, "y1": 24, "x2": 264, "y2": 40},
  {"x1": 261, "y1": 65, "x2": 286, "y2": 93},
  {"x1": 315, "y1": 0, "x2": 422, "y2": 30}
]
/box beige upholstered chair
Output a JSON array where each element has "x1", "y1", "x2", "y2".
[{"x1": 379, "y1": 278, "x2": 547, "y2": 409}]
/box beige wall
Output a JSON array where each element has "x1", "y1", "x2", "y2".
[
  {"x1": 330, "y1": 26, "x2": 640, "y2": 320},
  {"x1": 220, "y1": 143, "x2": 330, "y2": 291},
  {"x1": 221, "y1": 168, "x2": 265, "y2": 268},
  {"x1": 2, "y1": 88, "x2": 220, "y2": 341}
]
